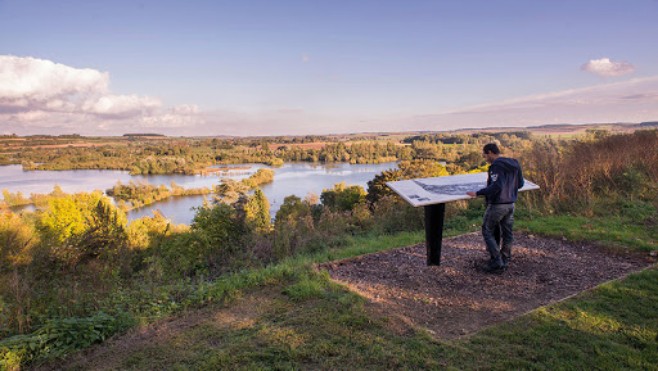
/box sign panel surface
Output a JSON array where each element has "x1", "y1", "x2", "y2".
[{"x1": 386, "y1": 172, "x2": 540, "y2": 207}]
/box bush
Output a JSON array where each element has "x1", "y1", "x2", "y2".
[
  {"x1": 0, "y1": 312, "x2": 134, "y2": 367},
  {"x1": 274, "y1": 196, "x2": 314, "y2": 258},
  {"x1": 372, "y1": 195, "x2": 424, "y2": 234},
  {"x1": 320, "y1": 182, "x2": 366, "y2": 212},
  {"x1": 36, "y1": 194, "x2": 128, "y2": 267},
  {"x1": 522, "y1": 130, "x2": 658, "y2": 213},
  {"x1": 366, "y1": 159, "x2": 449, "y2": 205}
]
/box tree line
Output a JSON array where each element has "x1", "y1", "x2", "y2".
[{"x1": 2, "y1": 132, "x2": 540, "y2": 174}]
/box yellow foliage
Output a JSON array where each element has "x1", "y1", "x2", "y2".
[{"x1": 0, "y1": 211, "x2": 39, "y2": 269}]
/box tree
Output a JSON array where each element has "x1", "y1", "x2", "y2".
[
  {"x1": 273, "y1": 196, "x2": 315, "y2": 259},
  {"x1": 215, "y1": 179, "x2": 249, "y2": 204},
  {"x1": 237, "y1": 189, "x2": 271, "y2": 233},
  {"x1": 37, "y1": 192, "x2": 128, "y2": 265},
  {"x1": 320, "y1": 182, "x2": 366, "y2": 212},
  {"x1": 75, "y1": 197, "x2": 128, "y2": 261},
  {"x1": 366, "y1": 160, "x2": 449, "y2": 205},
  {"x1": 192, "y1": 203, "x2": 248, "y2": 257}
]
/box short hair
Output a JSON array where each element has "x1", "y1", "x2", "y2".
[{"x1": 483, "y1": 143, "x2": 500, "y2": 155}]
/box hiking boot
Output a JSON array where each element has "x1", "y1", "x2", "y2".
[{"x1": 483, "y1": 258, "x2": 506, "y2": 273}]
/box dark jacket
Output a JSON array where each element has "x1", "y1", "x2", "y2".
[{"x1": 476, "y1": 157, "x2": 524, "y2": 204}]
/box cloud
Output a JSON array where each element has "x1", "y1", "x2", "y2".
[
  {"x1": 82, "y1": 95, "x2": 161, "y2": 118},
  {"x1": 0, "y1": 55, "x2": 109, "y2": 101},
  {"x1": 140, "y1": 105, "x2": 203, "y2": 128},
  {"x1": 581, "y1": 58, "x2": 635, "y2": 77},
  {"x1": 2, "y1": 55, "x2": 657, "y2": 137},
  {"x1": 375, "y1": 76, "x2": 658, "y2": 132},
  {"x1": 0, "y1": 55, "x2": 163, "y2": 119},
  {"x1": 0, "y1": 55, "x2": 332, "y2": 136},
  {"x1": 0, "y1": 55, "x2": 205, "y2": 134}
]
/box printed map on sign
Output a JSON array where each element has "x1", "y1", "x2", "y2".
[{"x1": 386, "y1": 172, "x2": 540, "y2": 207}]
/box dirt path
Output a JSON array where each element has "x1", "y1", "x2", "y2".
[{"x1": 320, "y1": 232, "x2": 655, "y2": 339}]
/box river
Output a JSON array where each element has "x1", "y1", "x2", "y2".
[{"x1": 0, "y1": 162, "x2": 397, "y2": 224}]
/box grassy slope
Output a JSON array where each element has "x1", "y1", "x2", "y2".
[
  {"x1": 59, "y1": 211, "x2": 658, "y2": 370},
  {"x1": 66, "y1": 268, "x2": 658, "y2": 370}
]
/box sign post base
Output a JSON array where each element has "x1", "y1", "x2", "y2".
[{"x1": 424, "y1": 203, "x2": 445, "y2": 266}]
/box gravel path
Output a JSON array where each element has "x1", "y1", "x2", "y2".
[{"x1": 321, "y1": 232, "x2": 655, "y2": 339}]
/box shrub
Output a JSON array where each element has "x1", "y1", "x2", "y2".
[
  {"x1": 372, "y1": 195, "x2": 424, "y2": 234},
  {"x1": 522, "y1": 130, "x2": 658, "y2": 213},
  {"x1": 274, "y1": 196, "x2": 315, "y2": 259},
  {"x1": 0, "y1": 312, "x2": 134, "y2": 367},
  {"x1": 366, "y1": 160, "x2": 449, "y2": 205},
  {"x1": 36, "y1": 193, "x2": 128, "y2": 267},
  {"x1": 320, "y1": 182, "x2": 366, "y2": 212}
]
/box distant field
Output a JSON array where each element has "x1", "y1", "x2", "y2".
[{"x1": 30, "y1": 142, "x2": 127, "y2": 149}]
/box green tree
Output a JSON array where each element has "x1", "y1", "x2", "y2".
[
  {"x1": 38, "y1": 192, "x2": 102, "y2": 245},
  {"x1": 37, "y1": 192, "x2": 128, "y2": 266},
  {"x1": 235, "y1": 189, "x2": 271, "y2": 233},
  {"x1": 189, "y1": 203, "x2": 249, "y2": 270},
  {"x1": 273, "y1": 196, "x2": 315, "y2": 258},
  {"x1": 215, "y1": 179, "x2": 249, "y2": 204},
  {"x1": 366, "y1": 160, "x2": 449, "y2": 205},
  {"x1": 320, "y1": 182, "x2": 366, "y2": 212},
  {"x1": 75, "y1": 197, "x2": 128, "y2": 262}
]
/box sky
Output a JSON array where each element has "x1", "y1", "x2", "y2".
[{"x1": 1, "y1": 0, "x2": 658, "y2": 136}]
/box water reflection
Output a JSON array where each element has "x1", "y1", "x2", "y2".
[{"x1": 1, "y1": 162, "x2": 397, "y2": 225}]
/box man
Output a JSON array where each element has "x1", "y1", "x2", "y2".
[{"x1": 467, "y1": 143, "x2": 524, "y2": 273}]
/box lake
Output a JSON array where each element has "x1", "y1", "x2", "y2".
[{"x1": 0, "y1": 162, "x2": 397, "y2": 224}]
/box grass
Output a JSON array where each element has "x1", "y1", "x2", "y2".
[
  {"x1": 64, "y1": 264, "x2": 658, "y2": 370},
  {"x1": 516, "y1": 215, "x2": 658, "y2": 251},
  {"x1": 19, "y1": 201, "x2": 658, "y2": 369},
  {"x1": 443, "y1": 268, "x2": 658, "y2": 369}
]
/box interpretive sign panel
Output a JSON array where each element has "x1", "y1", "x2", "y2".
[
  {"x1": 386, "y1": 172, "x2": 540, "y2": 207},
  {"x1": 386, "y1": 172, "x2": 540, "y2": 266}
]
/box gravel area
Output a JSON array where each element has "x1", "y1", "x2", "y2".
[{"x1": 320, "y1": 232, "x2": 655, "y2": 339}]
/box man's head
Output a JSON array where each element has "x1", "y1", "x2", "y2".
[{"x1": 482, "y1": 143, "x2": 500, "y2": 164}]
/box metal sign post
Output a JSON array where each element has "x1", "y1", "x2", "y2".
[{"x1": 424, "y1": 203, "x2": 445, "y2": 266}]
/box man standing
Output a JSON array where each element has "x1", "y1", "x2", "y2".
[{"x1": 467, "y1": 143, "x2": 524, "y2": 273}]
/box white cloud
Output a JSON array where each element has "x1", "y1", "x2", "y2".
[
  {"x1": 140, "y1": 105, "x2": 204, "y2": 128},
  {"x1": 0, "y1": 55, "x2": 109, "y2": 101},
  {"x1": 2, "y1": 55, "x2": 656, "y2": 136},
  {"x1": 581, "y1": 58, "x2": 635, "y2": 77},
  {"x1": 374, "y1": 76, "x2": 658, "y2": 132},
  {"x1": 0, "y1": 55, "x2": 204, "y2": 134},
  {"x1": 170, "y1": 104, "x2": 199, "y2": 115},
  {"x1": 82, "y1": 95, "x2": 161, "y2": 117},
  {"x1": 0, "y1": 55, "x2": 163, "y2": 119}
]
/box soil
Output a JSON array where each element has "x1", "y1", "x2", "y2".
[{"x1": 320, "y1": 232, "x2": 656, "y2": 339}]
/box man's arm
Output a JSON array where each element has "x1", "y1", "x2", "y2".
[
  {"x1": 475, "y1": 164, "x2": 502, "y2": 197},
  {"x1": 517, "y1": 164, "x2": 525, "y2": 189}
]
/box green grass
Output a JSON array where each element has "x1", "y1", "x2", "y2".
[
  {"x1": 443, "y1": 268, "x2": 658, "y2": 369},
  {"x1": 64, "y1": 265, "x2": 658, "y2": 370},
  {"x1": 517, "y1": 213, "x2": 657, "y2": 251},
  {"x1": 15, "y1": 200, "x2": 658, "y2": 369}
]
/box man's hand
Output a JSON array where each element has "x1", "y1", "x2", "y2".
[{"x1": 466, "y1": 191, "x2": 477, "y2": 198}]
